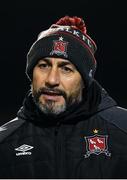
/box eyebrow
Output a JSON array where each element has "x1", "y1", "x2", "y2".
[{"x1": 38, "y1": 58, "x2": 76, "y2": 68}]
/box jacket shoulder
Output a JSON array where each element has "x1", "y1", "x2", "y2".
[
  {"x1": 98, "y1": 106, "x2": 127, "y2": 133},
  {"x1": 0, "y1": 117, "x2": 25, "y2": 143}
]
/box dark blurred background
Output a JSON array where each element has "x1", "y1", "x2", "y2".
[{"x1": 0, "y1": 0, "x2": 127, "y2": 125}]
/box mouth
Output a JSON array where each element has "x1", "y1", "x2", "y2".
[
  {"x1": 41, "y1": 91, "x2": 63, "y2": 101},
  {"x1": 43, "y1": 91, "x2": 61, "y2": 95}
]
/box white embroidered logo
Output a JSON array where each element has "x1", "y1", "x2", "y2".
[{"x1": 15, "y1": 144, "x2": 34, "y2": 156}]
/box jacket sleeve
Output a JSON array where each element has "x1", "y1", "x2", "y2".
[{"x1": 99, "y1": 106, "x2": 127, "y2": 134}]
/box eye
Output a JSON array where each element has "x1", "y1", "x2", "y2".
[
  {"x1": 38, "y1": 63, "x2": 49, "y2": 69},
  {"x1": 61, "y1": 66, "x2": 73, "y2": 73}
]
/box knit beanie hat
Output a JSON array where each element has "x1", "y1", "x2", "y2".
[{"x1": 26, "y1": 16, "x2": 97, "y2": 86}]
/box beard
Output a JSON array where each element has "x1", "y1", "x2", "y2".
[{"x1": 32, "y1": 87, "x2": 83, "y2": 116}]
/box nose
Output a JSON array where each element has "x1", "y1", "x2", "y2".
[{"x1": 45, "y1": 68, "x2": 60, "y2": 87}]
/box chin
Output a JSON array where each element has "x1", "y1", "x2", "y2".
[
  {"x1": 40, "y1": 96, "x2": 65, "y2": 105},
  {"x1": 38, "y1": 101, "x2": 66, "y2": 115}
]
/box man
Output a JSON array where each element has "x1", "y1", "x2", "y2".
[{"x1": 0, "y1": 16, "x2": 127, "y2": 178}]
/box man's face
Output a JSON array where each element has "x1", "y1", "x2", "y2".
[{"x1": 31, "y1": 57, "x2": 84, "y2": 115}]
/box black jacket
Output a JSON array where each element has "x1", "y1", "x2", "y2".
[{"x1": 0, "y1": 80, "x2": 127, "y2": 179}]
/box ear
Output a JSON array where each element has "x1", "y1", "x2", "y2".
[{"x1": 30, "y1": 84, "x2": 33, "y2": 92}]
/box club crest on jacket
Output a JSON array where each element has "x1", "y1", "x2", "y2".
[{"x1": 84, "y1": 134, "x2": 111, "y2": 158}]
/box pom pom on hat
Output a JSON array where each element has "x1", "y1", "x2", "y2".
[{"x1": 55, "y1": 16, "x2": 87, "y2": 34}]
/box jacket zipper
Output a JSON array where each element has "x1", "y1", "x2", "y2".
[{"x1": 55, "y1": 122, "x2": 65, "y2": 178}]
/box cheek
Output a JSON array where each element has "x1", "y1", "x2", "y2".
[
  {"x1": 32, "y1": 73, "x2": 45, "y2": 91},
  {"x1": 61, "y1": 76, "x2": 83, "y2": 96}
]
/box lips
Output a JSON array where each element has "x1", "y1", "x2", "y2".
[
  {"x1": 42, "y1": 90, "x2": 63, "y2": 101},
  {"x1": 42, "y1": 91, "x2": 62, "y2": 96}
]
